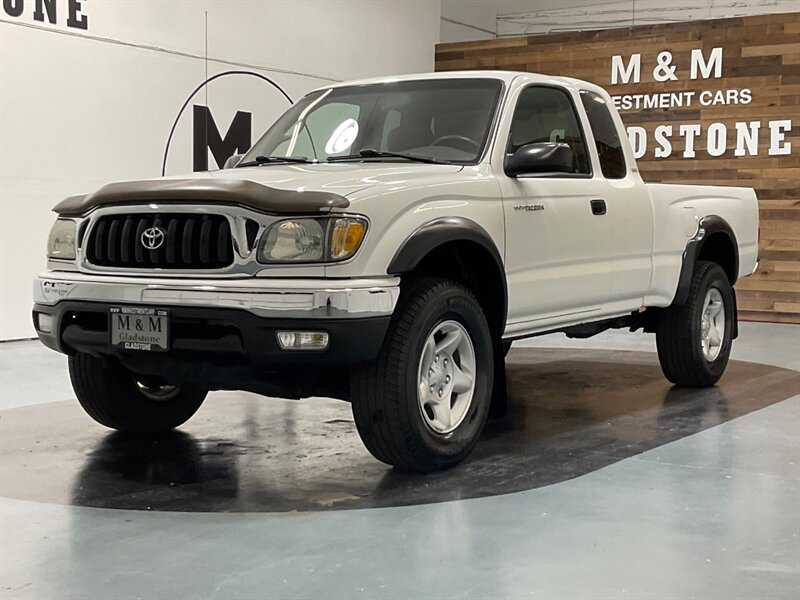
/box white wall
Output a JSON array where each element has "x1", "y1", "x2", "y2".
[
  {"x1": 441, "y1": 0, "x2": 800, "y2": 41},
  {"x1": 0, "y1": 0, "x2": 440, "y2": 340}
]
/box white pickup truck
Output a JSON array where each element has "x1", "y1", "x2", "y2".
[{"x1": 34, "y1": 71, "x2": 759, "y2": 471}]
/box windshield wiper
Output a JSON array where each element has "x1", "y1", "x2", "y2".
[
  {"x1": 327, "y1": 149, "x2": 443, "y2": 164},
  {"x1": 237, "y1": 155, "x2": 315, "y2": 167}
]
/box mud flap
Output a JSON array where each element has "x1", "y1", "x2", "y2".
[{"x1": 489, "y1": 336, "x2": 508, "y2": 418}]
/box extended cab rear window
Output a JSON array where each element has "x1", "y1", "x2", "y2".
[{"x1": 579, "y1": 90, "x2": 627, "y2": 179}]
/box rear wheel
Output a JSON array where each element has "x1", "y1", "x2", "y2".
[
  {"x1": 351, "y1": 278, "x2": 494, "y2": 472},
  {"x1": 69, "y1": 353, "x2": 207, "y2": 432},
  {"x1": 656, "y1": 261, "x2": 734, "y2": 387}
]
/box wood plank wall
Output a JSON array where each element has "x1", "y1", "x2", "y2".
[{"x1": 436, "y1": 12, "x2": 800, "y2": 324}]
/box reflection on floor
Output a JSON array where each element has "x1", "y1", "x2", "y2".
[
  {"x1": 1, "y1": 324, "x2": 798, "y2": 599},
  {"x1": 1, "y1": 348, "x2": 798, "y2": 512}
]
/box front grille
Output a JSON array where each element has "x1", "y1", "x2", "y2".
[{"x1": 85, "y1": 213, "x2": 234, "y2": 269}]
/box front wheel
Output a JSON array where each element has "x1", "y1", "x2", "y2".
[
  {"x1": 69, "y1": 353, "x2": 207, "y2": 432},
  {"x1": 656, "y1": 260, "x2": 735, "y2": 387},
  {"x1": 351, "y1": 278, "x2": 494, "y2": 472}
]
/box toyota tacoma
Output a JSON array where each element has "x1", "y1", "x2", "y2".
[{"x1": 33, "y1": 71, "x2": 759, "y2": 471}]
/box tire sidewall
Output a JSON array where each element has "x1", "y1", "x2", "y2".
[
  {"x1": 70, "y1": 354, "x2": 207, "y2": 433},
  {"x1": 401, "y1": 287, "x2": 493, "y2": 462}
]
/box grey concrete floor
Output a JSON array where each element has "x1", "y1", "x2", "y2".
[{"x1": 1, "y1": 323, "x2": 799, "y2": 599}]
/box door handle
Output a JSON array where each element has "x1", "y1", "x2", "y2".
[{"x1": 590, "y1": 199, "x2": 607, "y2": 216}]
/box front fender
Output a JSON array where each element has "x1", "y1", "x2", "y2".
[{"x1": 388, "y1": 217, "x2": 503, "y2": 274}]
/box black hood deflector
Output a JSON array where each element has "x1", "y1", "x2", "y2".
[{"x1": 53, "y1": 178, "x2": 350, "y2": 216}]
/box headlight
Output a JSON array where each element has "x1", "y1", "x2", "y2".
[
  {"x1": 47, "y1": 219, "x2": 77, "y2": 260},
  {"x1": 258, "y1": 217, "x2": 367, "y2": 263}
]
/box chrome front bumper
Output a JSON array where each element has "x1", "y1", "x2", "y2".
[{"x1": 34, "y1": 272, "x2": 401, "y2": 319}]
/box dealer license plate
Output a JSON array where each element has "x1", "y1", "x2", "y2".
[{"x1": 110, "y1": 306, "x2": 169, "y2": 352}]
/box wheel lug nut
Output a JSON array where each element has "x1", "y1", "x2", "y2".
[
  {"x1": 445, "y1": 375, "x2": 451, "y2": 383},
  {"x1": 438, "y1": 389, "x2": 443, "y2": 397},
  {"x1": 430, "y1": 384, "x2": 435, "y2": 392},
  {"x1": 435, "y1": 355, "x2": 439, "y2": 363}
]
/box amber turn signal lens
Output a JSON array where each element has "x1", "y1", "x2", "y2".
[{"x1": 330, "y1": 218, "x2": 366, "y2": 260}]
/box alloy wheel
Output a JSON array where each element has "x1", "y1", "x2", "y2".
[{"x1": 416, "y1": 320, "x2": 476, "y2": 434}]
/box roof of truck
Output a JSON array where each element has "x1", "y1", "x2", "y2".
[{"x1": 313, "y1": 70, "x2": 591, "y2": 93}]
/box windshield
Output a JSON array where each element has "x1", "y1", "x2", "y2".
[{"x1": 241, "y1": 78, "x2": 504, "y2": 165}]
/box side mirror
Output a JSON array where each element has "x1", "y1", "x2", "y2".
[
  {"x1": 223, "y1": 153, "x2": 245, "y2": 169},
  {"x1": 504, "y1": 142, "x2": 575, "y2": 177}
]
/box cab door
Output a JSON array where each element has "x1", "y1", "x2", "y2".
[
  {"x1": 577, "y1": 89, "x2": 654, "y2": 312},
  {"x1": 495, "y1": 84, "x2": 616, "y2": 334}
]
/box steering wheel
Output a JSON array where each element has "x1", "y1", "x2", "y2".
[{"x1": 431, "y1": 135, "x2": 480, "y2": 153}]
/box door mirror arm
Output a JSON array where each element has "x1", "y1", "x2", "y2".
[{"x1": 223, "y1": 153, "x2": 245, "y2": 169}]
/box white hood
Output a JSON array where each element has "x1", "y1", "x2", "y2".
[{"x1": 202, "y1": 163, "x2": 464, "y2": 197}]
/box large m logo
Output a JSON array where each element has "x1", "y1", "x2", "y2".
[{"x1": 192, "y1": 105, "x2": 252, "y2": 171}]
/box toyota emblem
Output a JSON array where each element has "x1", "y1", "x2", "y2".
[{"x1": 141, "y1": 227, "x2": 166, "y2": 250}]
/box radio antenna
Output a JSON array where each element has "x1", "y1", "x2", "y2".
[{"x1": 204, "y1": 10, "x2": 209, "y2": 167}]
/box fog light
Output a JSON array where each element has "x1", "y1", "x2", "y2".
[
  {"x1": 276, "y1": 331, "x2": 329, "y2": 350},
  {"x1": 36, "y1": 313, "x2": 54, "y2": 334}
]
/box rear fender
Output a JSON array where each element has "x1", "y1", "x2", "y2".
[{"x1": 674, "y1": 215, "x2": 739, "y2": 338}]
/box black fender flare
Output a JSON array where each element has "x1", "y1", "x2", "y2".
[
  {"x1": 387, "y1": 217, "x2": 508, "y2": 326},
  {"x1": 674, "y1": 214, "x2": 739, "y2": 337}
]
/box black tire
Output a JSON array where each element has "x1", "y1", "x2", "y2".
[
  {"x1": 351, "y1": 278, "x2": 494, "y2": 472},
  {"x1": 656, "y1": 260, "x2": 735, "y2": 387},
  {"x1": 68, "y1": 353, "x2": 207, "y2": 432},
  {"x1": 502, "y1": 340, "x2": 512, "y2": 356}
]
